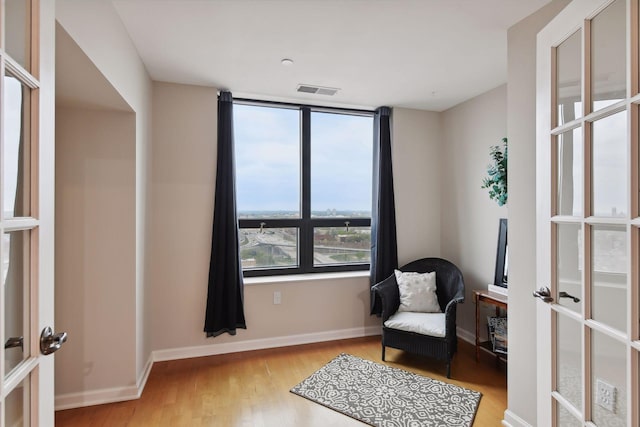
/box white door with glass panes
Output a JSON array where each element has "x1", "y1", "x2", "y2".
[
  {"x1": 1, "y1": 1, "x2": 58, "y2": 425},
  {"x1": 536, "y1": 0, "x2": 640, "y2": 425}
]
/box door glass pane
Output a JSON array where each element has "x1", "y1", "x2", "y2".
[
  {"x1": 313, "y1": 226, "x2": 371, "y2": 266},
  {"x1": 591, "y1": 225, "x2": 627, "y2": 332},
  {"x1": 234, "y1": 104, "x2": 300, "y2": 219},
  {"x1": 557, "y1": 314, "x2": 582, "y2": 411},
  {"x1": 592, "y1": 111, "x2": 626, "y2": 218},
  {"x1": 239, "y1": 228, "x2": 297, "y2": 269},
  {"x1": 5, "y1": 375, "x2": 30, "y2": 427},
  {"x1": 591, "y1": 0, "x2": 626, "y2": 111},
  {"x1": 556, "y1": 401, "x2": 582, "y2": 427},
  {"x1": 4, "y1": 0, "x2": 31, "y2": 71},
  {"x1": 4, "y1": 230, "x2": 30, "y2": 376},
  {"x1": 557, "y1": 30, "x2": 582, "y2": 125},
  {"x1": 557, "y1": 128, "x2": 583, "y2": 216},
  {"x1": 310, "y1": 112, "x2": 373, "y2": 218},
  {"x1": 591, "y1": 330, "x2": 626, "y2": 425},
  {"x1": 557, "y1": 223, "x2": 583, "y2": 314},
  {"x1": 3, "y1": 72, "x2": 31, "y2": 218}
]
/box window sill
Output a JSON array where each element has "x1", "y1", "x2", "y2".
[{"x1": 244, "y1": 270, "x2": 370, "y2": 286}]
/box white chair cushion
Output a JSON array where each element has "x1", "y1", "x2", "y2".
[
  {"x1": 394, "y1": 269, "x2": 441, "y2": 313},
  {"x1": 384, "y1": 311, "x2": 446, "y2": 338}
]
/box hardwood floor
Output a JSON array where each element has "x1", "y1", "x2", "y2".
[{"x1": 55, "y1": 336, "x2": 507, "y2": 426}]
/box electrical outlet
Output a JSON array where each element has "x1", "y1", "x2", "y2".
[
  {"x1": 273, "y1": 291, "x2": 282, "y2": 305},
  {"x1": 596, "y1": 379, "x2": 616, "y2": 413}
]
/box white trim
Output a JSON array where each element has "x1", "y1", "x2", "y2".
[
  {"x1": 55, "y1": 354, "x2": 154, "y2": 411},
  {"x1": 502, "y1": 409, "x2": 533, "y2": 427},
  {"x1": 4, "y1": 57, "x2": 40, "y2": 89},
  {"x1": 153, "y1": 326, "x2": 381, "y2": 362},
  {"x1": 456, "y1": 327, "x2": 475, "y2": 345},
  {"x1": 243, "y1": 270, "x2": 369, "y2": 286},
  {"x1": 2, "y1": 217, "x2": 39, "y2": 231},
  {"x1": 55, "y1": 385, "x2": 140, "y2": 411},
  {"x1": 136, "y1": 355, "x2": 153, "y2": 396}
]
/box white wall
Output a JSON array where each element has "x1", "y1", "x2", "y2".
[
  {"x1": 149, "y1": 81, "x2": 217, "y2": 351},
  {"x1": 55, "y1": 107, "x2": 136, "y2": 395},
  {"x1": 392, "y1": 108, "x2": 442, "y2": 265},
  {"x1": 506, "y1": 1, "x2": 571, "y2": 425},
  {"x1": 440, "y1": 85, "x2": 508, "y2": 336},
  {"x1": 56, "y1": 0, "x2": 153, "y2": 388}
]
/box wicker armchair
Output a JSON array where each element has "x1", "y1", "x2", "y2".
[{"x1": 371, "y1": 257, "x2": 465, "y2": 378}]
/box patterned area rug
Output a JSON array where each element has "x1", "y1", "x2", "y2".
[{"x1": 290, "y1": 353, "x2": 481, "y2": 427}]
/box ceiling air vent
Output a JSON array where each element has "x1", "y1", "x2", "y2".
[{"x1": 296, "y1": 84, "x2": 339, "y2": 96}]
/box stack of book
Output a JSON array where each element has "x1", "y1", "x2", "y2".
[{"x1": 487, "y1": 316, "x2": 507, "y2": 354}]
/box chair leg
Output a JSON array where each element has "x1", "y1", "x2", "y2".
[
  {"x1": 381, "y1": 344, "x2": 386, "y2": 361},
  {"x1": 446, "y1": 360, "x2": 451, "y2": 379}
]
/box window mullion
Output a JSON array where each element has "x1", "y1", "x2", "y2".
[
  {"x1": 301, "y1": 107, "x2": 312, "y2": 271},
  {"x1": 238, "y1": 219, "x2": 301, "y2": 228},
  {"x1": 309, "y1": 218, "x2": 371, "y2": 228}
]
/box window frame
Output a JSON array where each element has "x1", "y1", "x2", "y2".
[{"x1": 234, "y1": 99, "x2": 374, "y2": 277}]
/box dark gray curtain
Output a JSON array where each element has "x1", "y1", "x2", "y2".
[
  {"x1": 204, "y1": 91, "x2": 247, "y2": 337},
  {"x1": 370, "y1": 106, "x2": 398, "y2": 315}
]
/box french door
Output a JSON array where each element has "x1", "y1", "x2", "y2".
[
  {"x1": 537, "y1": 0, "x2": 640, "y2": 425},
  {"x1": 1, "y1": 1, "x2": 57, "y2": 425}
]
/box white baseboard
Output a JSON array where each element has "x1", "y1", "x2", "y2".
[
  {"x1": 56, "y1": 354, "x2": 154, "y2": 411},
  {"x1": 456, "y1": 327, "x2": 475, "y2": 345},
  {"x1": 55, "y1": 384, "x2": 140, "y2": 411},
  {"x1": 56, "y1": 326, "x2": 381, "y2": 410},
  {"x1": 153, "y1": 326, "x2": 381, "y2": 362},
  {"x1": 502, "y1": 410, "x2": 533, "y2": 427},
  {"x1": 137, "y1": 354, "x2": 154, "y2": 395}
]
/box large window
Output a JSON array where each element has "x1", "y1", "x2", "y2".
[{"x1": 234, "y1": 101, "x2": 373, "y2": 276}]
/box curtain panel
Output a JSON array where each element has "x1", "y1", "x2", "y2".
[
  {"x1": 370, "y1": 106, "x2": 398, "y2": 316},
  {"x1": 204, "y1": 91, "x2": 247, "y2": 337}
]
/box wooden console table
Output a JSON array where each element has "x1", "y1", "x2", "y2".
[{"x1": 474, "y1": 290, "x2": 508, "y2": 363}]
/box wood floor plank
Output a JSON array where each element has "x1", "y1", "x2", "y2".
[{"x1": 56, "y1": 336, "x2": 506, "y2": 426}]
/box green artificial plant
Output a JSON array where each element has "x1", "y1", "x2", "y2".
[{"x1": 481, "y1": 137, "x2": 508, "y2": 206}]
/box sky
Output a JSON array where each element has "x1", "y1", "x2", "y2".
[{"x1": 233, "y1": 103, "x2": 373, "y2": 216}]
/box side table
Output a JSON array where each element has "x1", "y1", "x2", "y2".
[{"x1": 474, "y1": 290, "x2": 508, "y2": 363}]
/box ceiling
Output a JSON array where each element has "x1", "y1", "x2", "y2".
[
  {"x1": 111, "y1": 0, "x2": 552, "y2": 111},
  {"x1": 56, "y1": 23, "x2": 131, "y2": 111}
]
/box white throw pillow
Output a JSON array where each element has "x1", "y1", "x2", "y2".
[{"x1": 394, "y1": 269, "x2": 441, "y2": 313}]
